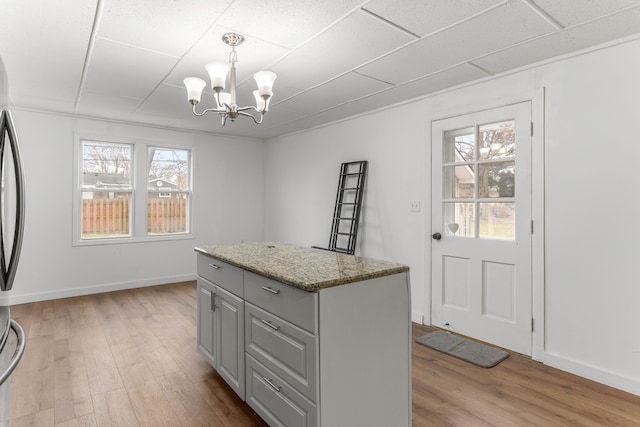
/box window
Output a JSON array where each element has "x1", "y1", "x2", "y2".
[
  {"x1": 147, "y1": 147, "x2": 191, "y2": 235},
  {"x1": 442, "y1": 120, "x2": 516, "y2": 240},
  {"x1": 80, "y1": 141, "x2": 133, "y2": 239},
  {"x1": 75, "y1": 138, "x2": 192, "y2": 244}
]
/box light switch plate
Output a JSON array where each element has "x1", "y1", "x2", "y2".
[{"x1": 409, "y1": 200, "x2": 421, "y2": 212}]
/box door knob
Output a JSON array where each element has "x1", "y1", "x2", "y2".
[{"x1": 432, "y1": 232, "x2": 442, "y2": 241}]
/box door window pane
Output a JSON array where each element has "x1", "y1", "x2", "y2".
[
  {"x1": 444, "y1": 165, "x2": 475, "y2": 199},
  {"x1": 444, "y1": 202, "x2": 475, "y2": 238},
  {"x1": 478, "y1": 162, "x2": 515, "y2": 198},
  {"x1": 444, "y1": 128, "x2": 474, "y2": 163},
  {"x1": 479, "y1": 120, "x2": 515, "y2": 160},
  {"x1": 479, "y1": 203, "x2": 515, "y2": 239}
]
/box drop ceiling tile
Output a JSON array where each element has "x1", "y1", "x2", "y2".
[
  {"x1": 275, "y1": 103, "x2": 373, "y2": 132},
  {"x1": 258, "y1": 105, "x2": 308, "y2": 127},
  {"x1": 135, "y1": 96, "x2": 225, "y2": 133},
  {"x1": 165, "y1": 26, "x2": 290, "y2": 87},
  {"x1": 354, "y1": 63, "x2": 489, "y2": 109},
  {"x1": 84, "y1": 38, "x2": 180, "y2": 99},
  {"x1": 98, "y1": 0, "x2": 232, "y2": 56},
  {"x1": 274, "y1": 72, "x2": 392, "y2": 114},
  {"x1": 0, "y1": 1, "x2": 97, "y2": 109},
  {"x1": 533, "y1": 0, "x2": 640, "y2": 27},
  {"x1": 269, "y1": 9, "x2": 415, "y2": 91},
  {"x1": 218, "y1": 0, "x2": 365, "y2": 49},
  {"x1": 76, "y1": 91, "x2": 143, "y2": 120},
  {"x1": 0, "y1": 2, "x2": 95, "y2": 54},
  {"x1": 134, "y1": 84, "x2": 204, "y2": 119},
  {"x1": 357, "y1": 0, "x2": 556, "y2": 85},
  {"x1": 473, "y1": 6, "x2": 640, "y2": 75},
  {"x1": 364, "y1": 0, "x2": 504, "y2": 36}
]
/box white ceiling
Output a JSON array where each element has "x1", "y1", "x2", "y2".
[{"x1": 1, "y1": 0, "x2": 640, "y2": 140}]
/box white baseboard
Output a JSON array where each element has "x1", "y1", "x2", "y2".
[
  {"x1": 543, "y1": 351, "x2": 640, "y2": 397},
  {"x1": 0, "y1": 274, "x2": 197, "y2": 306},
  {"x1": 412, "y1": 311, "x2": 425, "y2": 324}
]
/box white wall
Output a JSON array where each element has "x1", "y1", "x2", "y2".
[
  {"x1": 264, "y1": 37, "x2": 640, "y2": 396},
  {"x1": 1, "y1": 110, "x2": 264, "y2": 304},
  {"x1": 0, "y1": 57, "x2": 7, "y2": 108}
]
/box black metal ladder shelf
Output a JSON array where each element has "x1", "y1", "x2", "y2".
[{"x1": 327, "y1": 160, "x2": 367, "y2": 255}]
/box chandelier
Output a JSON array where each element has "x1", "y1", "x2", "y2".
[{"x1": 183, "y1": 33, "x2": 277, "y2": 125}]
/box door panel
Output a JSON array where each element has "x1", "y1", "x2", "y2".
[
  {"x1": 216, "y1": 285, "x2": 245, "y2": 399},
  {"x1": 442, "y1": 256, "x2": 470, "y2": 310},
  {"x1": 431, "y1": 102, "x2": 532, "y2": 355},
  {"x1": 197, "y1": 279, "x2": 216, "y2": 367}
]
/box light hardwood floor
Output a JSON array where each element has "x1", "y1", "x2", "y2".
[{"x1": 6, "y1": 281, "x2": 640, "y2": 426}]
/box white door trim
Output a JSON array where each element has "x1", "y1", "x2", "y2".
[{"x1": 530, "y1": 87, "x2": 545, "y2": 362}]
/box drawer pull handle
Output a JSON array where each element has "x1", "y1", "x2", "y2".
[
  {"x1": 211, "y1": 292, "x2": 218, "y2": 312},
  {"x1": 261, "y1": 320, "x2": 280, "y2": 331},
  {"x1": 261, "y1": 286, "x2": 280, "y2": 295},
  {"x1": 263, "y1": 377, "x2": 282, "y2": 393},
  {"x1": 208, "y1": 263, "x2": 221, "y2": 270}
]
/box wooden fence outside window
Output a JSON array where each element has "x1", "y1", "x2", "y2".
[{"x1": 82, "y1": 198, "x2": 187, "y2": 236}]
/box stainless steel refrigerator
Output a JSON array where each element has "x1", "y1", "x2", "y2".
[{"x1": 0, "y1": 109, "x2": 26, "y2": 424}]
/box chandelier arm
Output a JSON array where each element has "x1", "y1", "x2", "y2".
[
  {"x1": 191, "y1": 104, "x2": 227, "y2": 117},
  {"x1": 237, "y1": 105, "x2": 260, "y2": 112},
  {"x1": 237, "y1": 110, "x2": 264, "y2": 124}
]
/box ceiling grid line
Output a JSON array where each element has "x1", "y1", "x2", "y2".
[{"x1": 74, "y1": 0, "x2": 105, "y2": 114}]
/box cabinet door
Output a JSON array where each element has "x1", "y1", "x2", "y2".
[
  {"x1": 215, "y1": 285, "x2": 245, "y2": 399},
  {"x1": 197, "y1": 279, "x2": 216, "y2": 367}
]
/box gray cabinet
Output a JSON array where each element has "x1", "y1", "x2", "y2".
[
  {"x1": 196, "y1": 249, "x2": 411, "y2": 427},
  {"x1": 196, "y1": 255, "x2": 245, "y2": 399}
]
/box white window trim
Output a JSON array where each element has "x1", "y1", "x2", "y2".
[{"x1": 72, "y1": 135, "x2": 195, "y2": 246}]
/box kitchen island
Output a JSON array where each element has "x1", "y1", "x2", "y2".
[{"x1": 195, "y1": 241, "x2": 411, "y2": 427}]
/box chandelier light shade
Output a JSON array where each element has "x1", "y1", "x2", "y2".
[{"x1": 183, "y1": 33, "x2": 277, "y2": 125}]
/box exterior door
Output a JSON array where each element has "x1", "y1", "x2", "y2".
[{"x1": 431, "y1": 102, "x2": 532, "y2": 355}]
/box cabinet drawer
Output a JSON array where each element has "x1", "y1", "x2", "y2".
[
  {"x1": 246, "y1": 302, "x2": 317, "y2": 401},
  {"x1": 244, "y1": 272, "x2": 317, "y2": 334},
  {"x1": 246, "y1": 354, "x2": 317, "y2": 427},
  {"x1": 197, "y1": 254, "x2": 243, "y2": 297}
]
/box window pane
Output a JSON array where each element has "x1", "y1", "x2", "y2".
[
  {"x1": 148, "y1": 148, "x2": 189, "y2": 191},
  {"x1": 444, "y1": 165, "x2": 475, "y2": 199},
  {"x1": 478, "y1": 161, "x2": 515, "y2": 198},
  {"x1": 81, "y1": 192, "x2": 131, "y2": 239},
  {"x1": 81, "y1": 141, "x2": 131, "y2": 189},
  {"x1": 444, "y1": 202, "x2": 475, "y2": 238},
  {"x1": 479, "y1": 120, "x2": 515, "y2": 160},
  {"x1": 443, "y1": 128, "x2": 474, "y2": 163},
  {"x1": 148, "y1": 193, "x2": 188, "y2": 235},
  {"x1": 479, "y1": 203, "x2": 515, "y2": 240},
  {"x1": 147, "y1": 147, "x2": 190, "y2": 235}
]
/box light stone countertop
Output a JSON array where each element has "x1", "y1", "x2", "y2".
[{"x1": 195, "y1": 241, "x2": 409, "y2": 292}]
